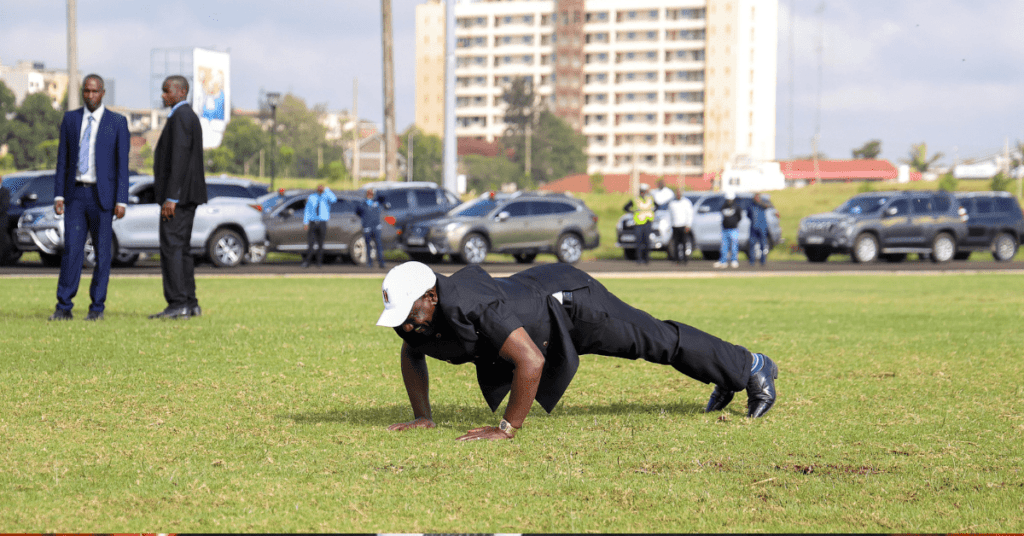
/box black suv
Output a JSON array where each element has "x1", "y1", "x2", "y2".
[
  {"x1": 1, "y1": 170, "x2": 56, "y2": 265},
  {"x1": 359, "y1": 181, "x2": 462, "y2": 251},
  {"x1": 798, "y1": 190, "x2": 968, "y2": 263},
  {"x1": 953, "y1": 191, "x2": 1023, "y2": 261}
]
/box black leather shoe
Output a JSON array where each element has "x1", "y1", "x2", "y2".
[
  {"x1": 746, "y1": 354, "x2": 779, "y2": 418},
  {"x1": 190, "y1": 305, "x2": 202, "y2": 317},
  {"x1": 85, "y1": 310, "x2": 104, "y2": 321},
  {"x1": 148, "y1": 306, "x2": 191, "y2": 320},
  {"x1": 704, "y1": 385, "x2": 735, "y2": 413},
  {"x1": 48, "y1": 309, "x2": 73, "y2": 321}
]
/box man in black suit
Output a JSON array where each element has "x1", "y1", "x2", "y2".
[
  {"x1": 377, "y1": 262, "x2": 780, "y2": 441},
  {"x1": 50, "y1": 74, "x2": 130, "y2": 321},
  {"x1": 151, "y1": 75, "x2": 207, "y2": 319}
]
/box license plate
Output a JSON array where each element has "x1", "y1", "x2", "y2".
[
  {"x1": 805, "y1": 235, "x2": 824, "y2": 245},
  {"x1": 406, "y1": 237, "x2": 425, "y2": 246},
  {"x1": 620, "y1": 234, "x2": 635, "y2": 242}
]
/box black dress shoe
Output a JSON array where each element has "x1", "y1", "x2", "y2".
[
  {"x1": 704, "y1": 385, "x2": 735, "y2": 413},
  {"x1": 85, "y1": 310, "x2": 104, "y2": 321},
  {"x1": 746, "y1": 354, "x2": 779, "y2": 418},
  {"x1": 48, "y1": 309, "x2": 73, "y2": 321},
  {"x1": 148, "y1": 306, "x2": 191, "y2": 320},
  {"x1": 190, "y1": 305, "x2": 202, "y2": 317}
]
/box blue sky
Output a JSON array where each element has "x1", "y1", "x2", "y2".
[{"x1": 2, "y1": 0, "x2": 1022, "y2": 165}]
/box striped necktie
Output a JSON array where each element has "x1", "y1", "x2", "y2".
[{"x1": 78, "y1": 115, "x2": 93, "y2": 175}]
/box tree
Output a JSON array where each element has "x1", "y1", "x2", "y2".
[
  {"x1": 274, "y1": 94, "x2": 343, "y2": 178},
  {"x1": 990, "y1": 172, "x2": 1013, "y2": 192},
  {"x1": 204, "y1": 146, "x2": 234, "y2": 174},
  {"x1": 399, "y1": 126, "x2": 443, "y2": 185},
  {"x1": 462, "y1": 154, "x2": 524, "y2": 192},
  {"x1": 502, "y1": 77, "x2": 535, "y2": 138},
  {"x1": 221, "y1": 116, "x2": 268, "y2": 174},
  {"x1": 526, "y1": 111, "x2": 587, "y2": 184},
  {"x1": 902, "y1": 143, "x2": 943, "y2": 172},
  {"x1": 5, "y1": 92, "x2": 62, "y2": 169},
  {"x1": 937, "y1": 172, "x2": 958, "y2": 192},
  {"x1": 852, "y1": 139, "x2": 881, "y2": 160},
  {"x1": 0, "y1": 81, "x2": 15, "y2": 146}
]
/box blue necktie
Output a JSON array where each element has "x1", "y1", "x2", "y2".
[{"x1": 78, "y1": 115, "x2": 93, "y2": 175}]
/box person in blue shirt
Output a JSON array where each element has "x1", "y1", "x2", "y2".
[
  {"x1": 746, "y1": 193, "x2": 772, "y2": 266},
  {"x1": 302, "y1": 184, "x2": 336, "y2": 268},
  {"x1": 355, "y1": 188, "x2": 387, "y2": 269}
]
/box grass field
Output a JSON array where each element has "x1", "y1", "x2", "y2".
[{"x1": 2, "y1": 271, "x2": 1023, "y2": 533}]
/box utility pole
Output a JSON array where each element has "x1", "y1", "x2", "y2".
[
  {"x1": 525, "y1": 119, "x2": 532, "y2": 181},
  {"x1": 67, "y1": 0, "x2": 80, "y2": 110},
  {"x1": 381, "y1": 0, "x2": 398, "y2": 182},
  {"x1": 443, "y1": 0, "x2": 457, "y2": 193},
  {"x1": 352, "y1": 78, "x2": 360, "y2": 187},
  {"x1": 407, "y1": 129, "x2": 414, "y2": 182}
]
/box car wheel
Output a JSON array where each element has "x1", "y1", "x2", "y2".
[
  {"x1": 244, "y1": 243, "x2": 267, "y2": 264},
  {"x1": 992, "y1": 232, "x2": 1018, "y2": 261},
  {"x1": 208, "y1": 228, "x2": 246, "y2": 268},
  {"x1": 349, "y1": 235, "x2": 379, "y2": 266},
  {"x1": 852, "y1": 233, "x2": 879, "y2": 263},
  {"x1": 0, "y1": 244, "x2": 22, "y2": 265},
  {"x1": 930, "y1": 232, "x2": 956, "y2": 263},
  {"x1": 40, "y1": 252, "x2": 62, "y2": 267},
  {"x1": 555, "y1": 233, "x2": 583, "y2": 264},
  {"x1": 513, "y1": 252, "x2": 537, "y2": 264},
  {"x1": 804, "y1": 246, "x2": 830, "y2": 263},
  {"x1": 623, "y1": 248, "x2": 637, "y2": 261},
  {"x1": 459, "y1": 233, "x2": 488, "y2": 264}
]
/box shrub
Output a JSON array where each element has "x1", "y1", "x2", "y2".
[{"x1": 938, "y1": 172, "x2": 958, "y2": 192}]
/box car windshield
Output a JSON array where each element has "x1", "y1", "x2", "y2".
[
  {"x1": 450, "y1": 198, "x2": 499, "y2": 217},
  {"x1": 837, "y1": 195, "x2": 889, "y2": 215}
]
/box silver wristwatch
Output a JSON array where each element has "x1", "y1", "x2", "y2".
[{"x1": 498, "y1": 418, "x2": 517, "y2": 437}]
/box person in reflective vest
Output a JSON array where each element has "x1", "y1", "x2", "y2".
[{"x1": 623, "y1": 183, "x2": 656, "y2": 264}]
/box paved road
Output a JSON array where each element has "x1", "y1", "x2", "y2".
[{"x1": 3, "y1": 256, "x2": 1023, "y2": 278}]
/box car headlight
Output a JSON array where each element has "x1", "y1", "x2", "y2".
[
  {"x1": 20, "y1": 213, "x2": 37, "y2": 225},
  {"x1": 445, "y1": 222, "x2": 461, "y2": 233}
]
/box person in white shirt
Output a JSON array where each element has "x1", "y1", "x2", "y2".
[
  {"x1": 668, "y1": 189, "x2": 694, "y2": 264},
  {"x1": 651, "y1": 179, "x2": 675, "y2": 209}
]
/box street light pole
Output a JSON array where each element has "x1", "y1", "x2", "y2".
[{"x1": 266, "y1": 92, "x2": 281, "y2": 191}]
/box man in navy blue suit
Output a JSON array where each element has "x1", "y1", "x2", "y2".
[{"x1": 49, "y1": 74, "x2": 130, "y2": 321}]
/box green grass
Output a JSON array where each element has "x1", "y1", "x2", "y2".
[{"x1": 1, "y1": 273, "x2": 1022, "y2": 532}]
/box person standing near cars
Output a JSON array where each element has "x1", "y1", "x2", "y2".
[
  {"x1": 624, "y1": 183, "x2": 655, "y2": 265},
  {"x1": 151, "y1": 75, "x2": 207, "y2": 320},
  {"x1": 49, "y1": 74, "x2": 130, "y2": 321},
  {"x1": 746, "y1": 193, "x2": 771, "y2": 266},
  {"x1": 355, "y1": 188, "x2": 386, "y2": 269},
  {"x1": 302, "y1": 183, "x2": 337, "y2": 268},
  {"x1": 651, "y1": 178, "x2": 675, "y2": 210},
  {"x1": 668, "y1": 189, "x2": 693, "y2": 264},
  {"x1": 714, "y1": 191, "x2": 741, "y2": 269}
]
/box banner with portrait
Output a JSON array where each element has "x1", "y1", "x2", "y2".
[{"x1": 193, "y1": 48, "x2": 231, "y2": 149}]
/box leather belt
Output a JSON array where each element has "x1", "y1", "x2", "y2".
[{"x1": 75, "y1": 181, "x2": 95, "y2": 187}]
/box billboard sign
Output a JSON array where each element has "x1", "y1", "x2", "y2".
[{"x1": 193, "y1": 48, "x2": 230, "y2": 149}]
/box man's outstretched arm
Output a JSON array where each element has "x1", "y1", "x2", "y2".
[
  {"x1": 388, "y1": 342, "x2": 435, "y2": 431},
  {"x1": 457, "y1": 327, "x2": 544, "y2": 441}
]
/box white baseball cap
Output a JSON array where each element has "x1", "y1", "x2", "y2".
[{"x1": 376, "y1": 261, "x2": 437, "y2": 327}]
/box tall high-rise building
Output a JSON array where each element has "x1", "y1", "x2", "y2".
[{"x1": 414, "y1": 0, "x2": 778, "y2": 178}]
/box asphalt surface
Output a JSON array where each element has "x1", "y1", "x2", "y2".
[{"x1": 3, "y1": 255, "x2": 1023, "y2": 278}]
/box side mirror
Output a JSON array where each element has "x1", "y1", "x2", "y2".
[
  {"x1": 21, "y1": 193, "x2": 38, "y2": 206},
  {"x1": 496, "y1": 211, "x2": 510, "y2": 222},
  {"x1": 698, "y1": 205, "x2": 711, "y2": 213},
  {"x1": 884, "y1": 207, "x2": 898, "y2": 217}
]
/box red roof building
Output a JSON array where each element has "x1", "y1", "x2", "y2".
[
  {"x1": 539, "y1": 172, "x2": 714, "y2": 194},
  {"x1": 778, "y1": 159, "x2": 922, "y2": 183}
]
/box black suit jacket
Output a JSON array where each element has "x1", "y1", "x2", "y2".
[{"x1": 154, "y1": 103, "x2": 207, "y2": 205}]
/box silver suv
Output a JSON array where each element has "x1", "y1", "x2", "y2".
[
  {"x1": 402, "y1": 191, "x2": 600, "y2": 264},
  {"x1": 616, "y1": 192, "x2": 782, "y2": 261},
  {"x1": 16, "y1": 175, "x2": 268, "y2": 268}
]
